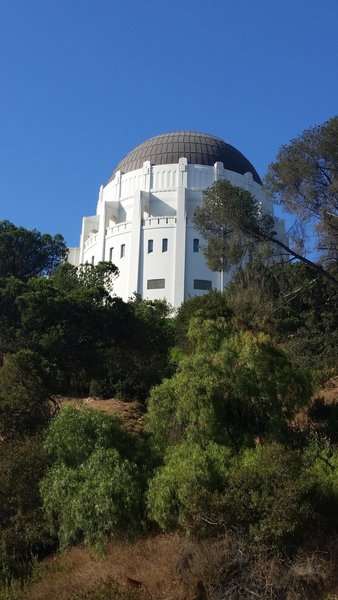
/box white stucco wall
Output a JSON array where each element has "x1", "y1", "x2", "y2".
[{"x1": 71, "y1": 158, "x2": 284, "y2": 309}]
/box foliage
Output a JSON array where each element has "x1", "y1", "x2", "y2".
[
  {"x1": 43, "y1": 406, "x2": 133, "y2": 467},
  {"x1": 51, "y1": 261, "x2": 119, "y2": 303},
  {"x1": 193, "y1": 179, "x2": 274, "y2": 272},
  {"x1": 146, "y1": 318, "x2": 311, "y2": 453},
  {"x1": 174, "y1": 290, "x2": 233, "y2": 352},
  {"x1": 2, "y1": 212, "x2": 338, "y2": 585},
  {"x1": 41, "y1": 447, "x2": 141, "y2": 551},
  {"x1": 0, "y1": 277, "x2": 26, "y2": 354},
  {"x1": 219, "y1": 443, "x2": 316, "y2": 546},
  {"x1": 226, "y1": 261, "x2": 338, "y2": 371},
  {"x1": 194, "y1": 177, "x2": 338, "y2": 290},
  {"x1": 0, "y1": 221, "x2": 67, "y2": 281},
  {"x1": 0, "y1": 265, "x2": 174, "y2": 400},
  {"x1": 88, "y1": 297, "x2": 174, "y2": 402},
  {"x1": 147, "y1": 441, "x2": 320, "y2": 547},
  {"x1": 0, "y1": 436, "x2": 54, "y2": 584},
  {"x1": 147, "y1": 441, "x2": 231, "y2": 531},
  {"x1": 41, "y1": 407, "x2": 144, "y2": 550},
  {"x1": 161, "y1": 440, "x2": 338, "y2": 547},
  {"x1": 0, "y1": 350, "x2": 56, "y2": 439},
  {"x1": 303, "y1": 443, "x2": 338, "y2": 499},
  {"x1": 265, "y1": 116, "x2": 338, "y2": 264}
]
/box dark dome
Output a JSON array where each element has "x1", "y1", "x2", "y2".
[{"x1": 109, "y1": 131, "x2": 262, "y2": 184}]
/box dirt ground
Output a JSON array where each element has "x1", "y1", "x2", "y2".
[
  {"x1": 24, "y1": 534, "x2": 199, "y2": 600},
  {"x1": 59, "y1": 397, "x2": 145, "y2": 436},
  {"x1": 315, "y1": 375, "x2": 338, "y2": 404}
]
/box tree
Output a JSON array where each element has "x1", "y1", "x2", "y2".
[
  {"x1": 0, "y1": 221, "x2": 67, "y2": 281},
  {"x1": 193, "y1": 179, "x2": 274, "y2": 273},
  {"x1": 226, "y1": 261, "x2": 338, "y2": 372},
  {"x1": 0, "y1": 350, "x2": 57, "y2": 439},
  {"x1": 43, "y1": 405, "x2": 133, "y2": 467},
  {"x1": 41, "y1": 407, "x2": 143, "y2": 550},
  {"x1": 174, "y1": 290, "x2": 233, "y2": 353},
  {"x1": 89, "y1": 297, "x2": 175, "y2": 402},
  {"x1": 0, "y1": 264, "x2": 174, "y2": 400},
  {"x1": 51, "y1": 261, "x2": 119, "y2": 304},
  {"x1": 146, "y1": 318, "x2": 311, "y2": 453},
  {"x1": 265, "y1": 116, "x2": 338, "y2": 265},
  {"x1": 193, "y1": 178, "x2": 338, "y2": 290},
  {"x1": 147, "y1": 441, "x2": 319, "y2": 546},
  {"x1": 0, "y1": 435, "x2": 53, "y2": 583},
  {"x1": 146, "y1": 441, "x2": 231, "y2": 531}
]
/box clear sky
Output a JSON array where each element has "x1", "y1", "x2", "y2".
[{"x1": 1, "y1": 0, "x2": 337, "y2": 247}]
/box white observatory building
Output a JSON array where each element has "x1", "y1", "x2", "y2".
[{"x1": 69, "y1": 132, "x2": 284, "y2": 308}]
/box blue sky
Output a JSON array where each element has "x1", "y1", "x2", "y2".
[{"x1": 1, "y1": 0, "x2": 337, "y2": 247}]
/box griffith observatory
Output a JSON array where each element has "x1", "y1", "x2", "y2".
[{"x1": 69, "y1": 132, "x2": 285, "y2": 308}]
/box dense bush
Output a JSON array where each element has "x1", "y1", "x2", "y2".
[
  {"x1": 226, "y1": 262, "x2": 338, "y2": 373},
  {"x1": 0, "y1": 436, "x2": 54, "y2": 583},
  {"x1": 0, "y1": 265, "x2": 174, "y2": 401},
  {"x1": 174, "y1": 290, "x2": 233, "y2": 352},
  {"x1": 0, "y1": 350, "x2": 56, "y2": 439},
  {"x1": 147, "y1": 441, "x2": 231, "y2": 531},
  {"x1": 41, "y1": 447, "x2": 142, "y2": 550},
  {"x1": 219, "y1": 443, "x2": 317, "y2": 546},
  {"x1": 146, "y1": 318, "x2": 311, "y2": 452},
  {"x1": 147, "y1": 441, "x2": 336, "y2": 548},
  {"x1": 41, "y1": 407, "x2": 145, "y2": 550},
  {"x1": 43, "y1": 406, "x2": 132, "y2": 467}
]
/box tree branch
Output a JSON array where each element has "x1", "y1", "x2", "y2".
[{"x1": 248, "y1": 229, "x2": 338, "y2": 290}]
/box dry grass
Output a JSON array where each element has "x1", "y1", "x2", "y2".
[
  {"x1": 59, "y1": 397, "x2": 144, "y2": 436},
  {"x1": 176, "y1": 533, "x2": 336, "y2": 600},
  {"x1": 20, "y1": 533, "x2": 338, "y2": 600},
  {"x1": 292, "y1": 374, "x2": 338, "y2": 432},
  {"x1": 315, "y1": 376, "x2": 338, "y2": 405},
  {"x1": 22, "y1": 534, "x2": 193, "y2": 600}
]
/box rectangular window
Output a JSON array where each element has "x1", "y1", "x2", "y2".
[
  {"x1": 148, "y1": 239, "x2": 153, "y2": 253},
  {"x1": 193, "y1": 238, "x2": 199, "y2": 252},
  {"x1": 162, "y1": 238, "x2": 168, "y2": 252},
  {"x1": 194, "y1": 279, "x2": 212, "y2": 290},
  {"x1": 91, "y1": 256, "x2": 95, "y2": 265},
  {"x1": 147, "y1": 279, "x2": 165, "y2": 289},
  {"x1": 109, "y1": 247, "x2": 114, "y2": 261},
  {"x1": 120, "y1": 244, "x2": 125, "y2": 258}
]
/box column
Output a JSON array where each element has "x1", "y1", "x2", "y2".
[
  {"x1": 173, "y1": 158, "x2": 187, "y2": 308},
  {"x1": 128, "y1": 189, "x2": 142, "y2": 297}
]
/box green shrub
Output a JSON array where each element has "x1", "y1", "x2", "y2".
[
  {"x1": 0, "y1": 436, "x2": 54, "y2": 584},
  {"x1": 174, "y1": 290, "x2": 233, "y2": 352},
  {"x1": 147, "y1": 441, "x2": 231, "y2": 531},
  {"x1": 0, "y1": 350, "x2": 56, "y2": 439},
  {"x1": 41, "y1": 448, "x2": 142, "y2": 550},
  {"x1": 302, "y1": 442, "x2": 338, "y2": 531},
  {"x1": 147, "y1": 441, "x2": 322, "y2": 548},
  {"x1": 41, "y1": 407, "x2": 144, "y2": 550},
  {"x1": 146, "y1": 320, "x2": 312, "y2": 452},
  {"x1": 220, "y1": 443, "x2": 317, "y2": 546},
  {"x1": 44, "y1": 406, "x2": 132, "y2": 467}
]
